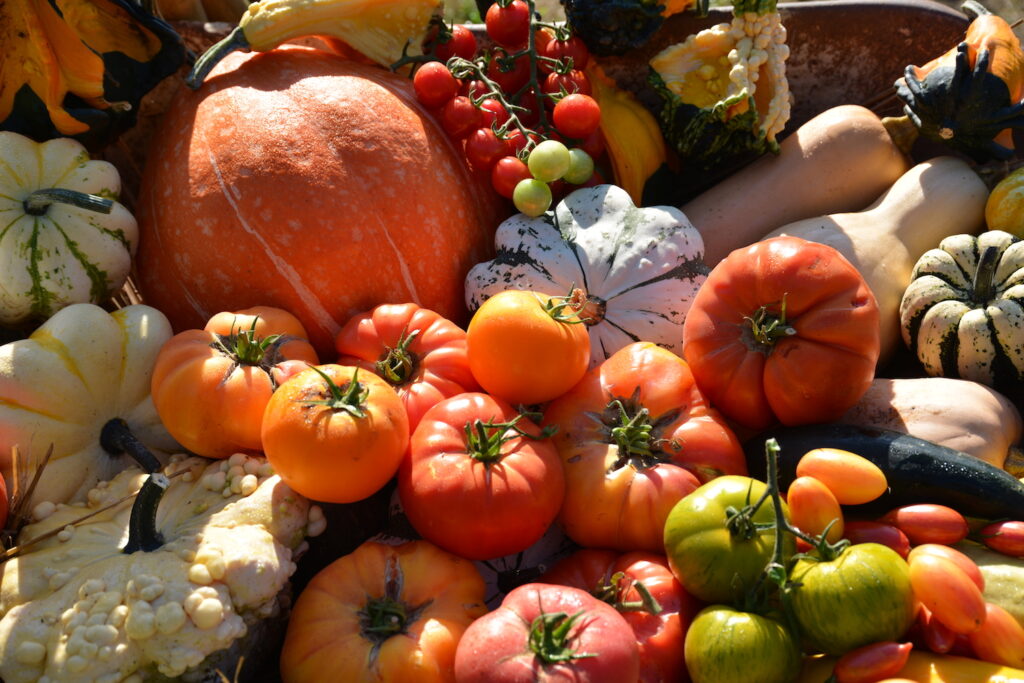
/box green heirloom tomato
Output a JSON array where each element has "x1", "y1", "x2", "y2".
[
  {"x1": 684, "y1": 605, "x2": 801, "y2": 683},
  {"x1": 664, "y1": 476, "x2": 795, "y2": 604},
  {"x1": 789, "y1": 542, "x2": 916, "y2": 656}
]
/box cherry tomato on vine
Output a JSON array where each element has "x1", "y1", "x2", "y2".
[
  {"x1": 527, "y1": 139, "x2": 570, "y2": 183},
  {"x1": 413, "y1": 61, "x2": 458, "y2": 108},
  {"x1": 430, "y1": 23, "x2": 478, "y2": 62},
  {"x1": 562, "y1": 148, "x2": 594, "y2": 185},
  {"x1": 578, "y1": 128, "x2": 605, "y2": 159},
  {"x1": 512, "y1": 178, "x2": 552, "y2": 218},
  {"x1": 440, "y1": 95, "x2": 482, "y2": 139},
  {"x1": 486, "y1": 52, "x2": 531, "y2": 95},
  {"x1": 465, "y1": 128, "x2": 512, "y2": 172},
  {"x1": 485, "y1": 0, "x2": 532, "y2": 49},
  {"x1": 491, "y1": 156, "x2": 532, "y2": 199},
  {"x1": 553, "y1": 93, "x2": 602, "y2": 139},
  {"x1": 542, "y1": 34, "x2": 590, "y2": 72},
  {"x1": 505, "y1": 128, "x2": 540, "y2": 154},
  {"x1": 478, "y1": 98, "x2": 510, "y2": 129},
  {"x1": 542, "y1": 69, "x2": 592, "y2": 98},
  {"x1": 461, "y1": 78, "x2": 489, "y2": 100}
]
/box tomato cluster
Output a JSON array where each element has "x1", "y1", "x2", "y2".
[{"x1": 411, "y1": 8, "x2": 605, "y2": 216}]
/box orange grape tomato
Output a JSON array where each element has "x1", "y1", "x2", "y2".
[
  {"x1": 466, "y1": 289, "x2": 590, "y2": 405},
  {"x1": 968, "y1": 602, "x2": 1024, "y2": 668},
  {"x1": 881, "y1": 504, "x2": 969, "y2": 546},
  {"x1": 787, "y1": 476, "x2": 844, "y2": 542},
  {"x1": 795, "y1": 448, "x2": 888, "y2": 505},
  {"x1": 907, "y1": 544, "x2": 984, "y2": 591},
  {"x1": 979, "y1": 520, "x2": 1024, "y2": 558},
  {"x1": 908, "y1": 553, "x2": 986, "y2": 635}
]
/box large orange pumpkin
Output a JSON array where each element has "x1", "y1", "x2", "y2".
[{"x1": 136, "y1": 46, "x2": 503, "y2": 356}]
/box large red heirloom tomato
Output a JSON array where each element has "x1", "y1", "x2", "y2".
[
  {"x1": 682, "y1": 235, "x2": 881, "y2": 430},
  {"x1": 136, "y1": 46, "x2": 504, "y2": 356}
]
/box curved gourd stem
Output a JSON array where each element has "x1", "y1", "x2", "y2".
[
  {"x1": 972, "y1": 245, "x2": 1001, "y2": 304},
  {"x1": 961, "y1": 0, "x2": 991, "y2": 19},
  {"x1": 186, "y1": 27, "x2": 251, "y2": 90},
  {"x1": 23, "y1": 189, "x2": 114, "y2": 216},
  {"x1": 100, "y1": 418, "x2": 162, "y2": 474},
  {"x1": 122, "y1": 473, "x2": 169, "y2": 553}
]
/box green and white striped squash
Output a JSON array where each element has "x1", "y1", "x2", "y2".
[
  {"x1": 465, "y1": 184, "x2": 709, "y2": 367},
  {"x1": 900, "y1": 230, "x2": 1024, "y2": 389},
  {"x1": 0, "y1": 131, "x2": 137, "y2": 326}
]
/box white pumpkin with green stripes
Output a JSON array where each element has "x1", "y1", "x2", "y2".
[
  {"x1": 899, "y1": 230, "x2": 1024, "y2": 389},
  {"x1": 0, "y1": 131, "x2": 137, "y2": 325},
  {"x1": 465, "y1": 184, "x2": 709, "y2": 366}
]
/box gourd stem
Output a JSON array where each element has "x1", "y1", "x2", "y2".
[
  {"x1": 100, "y1": 418, "x2": 162, "y2": 473},
  {"x1": 880, "y1": 115, "x2": 920, "y2": 157},
  {"x1": 23, "y1": 189, "x2": 114, "y2": 217},
  {"x1": 972, "y1": 245, "x2": 1000, "y2": 304},
  {"x1": 186, "y1": 27, "x2": 251, "y2": 90},
  {"x1": 961, "y1": 0, "x2": 991, "y2": 19},
  {"x1": 122, "y1": 473, "x2": 169, "y2": 553}
]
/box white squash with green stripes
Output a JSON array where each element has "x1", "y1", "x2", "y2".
[
  {"x1": 465, "y1": 184, "x2": 709, "y2": 366},
  {"x1": 900, "y1": 230, "x2": 1024, "y2": 388},
  {"x1": 0, "y1": 131, "x2": 137, "y2": 325}
]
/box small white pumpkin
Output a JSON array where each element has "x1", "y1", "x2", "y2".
[
  {"x1": 900, "y1": 229, "x2": 1024, "y2": 389},
  {"x1": 465, "y1": 184, "x2": 709, "y2": 366},
  {"x1": 0, "y1": 131, "x2": 138, "y2": 325}
]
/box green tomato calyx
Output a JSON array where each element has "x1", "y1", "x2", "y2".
[
  {"x1": 301, "y1": 366, "x2": 370, "y2": 418},
  {"x1": 375, "y1": 327, "x2": 421, "y2": 386},
  {"x1": 744, "y1": 294, "x2": 797, "y2": 350},
  {"x1": 465, "y1": 414, "x2": 556, "y2": 465},
  {"x1": 528, "y1": 610, "x2": 598, "y2": 664}
]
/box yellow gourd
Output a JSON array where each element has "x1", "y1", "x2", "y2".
[{"x1": 986, "y1": 166, "x2": 1024, "y2": 238}]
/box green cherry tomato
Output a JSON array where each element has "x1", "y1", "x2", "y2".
[
  {"x1": 562, "y1": 148, "x2": 594, "y2": 185},
  {"x1": 513, "y1": 178, "x2": 552, "y2": 217},
  {"x1": 527, "y1": 139, "x2": 571, "y2": 182},
  {"x1": 789, "y1": 542, "x2": 916, "y2": 656},
  {"x1": 663, "y1": 475, "x2": 794, "y2": 605},
  {"x1": 684, "y1": 606, "x2": 801, "y2": 683}
]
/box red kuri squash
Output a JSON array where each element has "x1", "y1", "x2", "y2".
[{"x1": 136, "y1": 46, "x2": 503, "y2": 355}]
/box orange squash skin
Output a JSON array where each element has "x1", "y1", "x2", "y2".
[{"x1": 136, "y1": 46, "x2": 504, "y2": 356}]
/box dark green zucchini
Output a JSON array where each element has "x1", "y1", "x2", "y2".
[{"x1": 743, "y1": 423, "x2": 1024, "y2": 519}]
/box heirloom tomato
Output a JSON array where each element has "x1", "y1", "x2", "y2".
[
  {"x1": 789, "y1": 543, "x2": 916, "y2": 655},
  {"x1": 454, "y1": 583, "x2": 640, "y2": 682},
  {"x1": 280, "y1": 539, "x2": 487, "y2": 682},
  {"x1": 684, "y1": 606, "x2": 801, "y2": 683},
  {"x1": 543, "y1": 342, "x2": 746, "y2": 551},
  {"x1": 398, "y1": 392, "x2": 564, "y2": 561},
  {"x1": 663, "y1": 475, "x2": 793, "y2": 605},
  {"x1": 542, "y1": 549, "x2": 702, "y2": 683},
  {"x1": 335, "y1": 302, "x2": 479, "y2": 430},
  {"x1": 682, "y1": 236, "x2": 880, "y2": 430}
]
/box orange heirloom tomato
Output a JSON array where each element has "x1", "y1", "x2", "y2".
[
  {"x1": 466, "y1": 288, "x2": 590, "y2": 405},
  {"x1": 682, "y1": 236, "x2": 880, "y2": 430},
  {"x1": 335, "y1": 303, "x2": 480, "y2": 430},
  {"x1": 261, "y1": 364, "x2": 409, "y2": 503},
  {"x1": 542, "y1": 341, "x2": 746, "y2": 551},
  {"x1": 280, "y1": 539, "x2": 488, "y2": 683},
  {"x1": 398, "y1": 392, "x2": 564, "y2": 561},
  {"x1": 150, "y1": 306, "x2": 319, "y2": 459}
]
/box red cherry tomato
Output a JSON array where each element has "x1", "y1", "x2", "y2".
[
  {"x1": 578, "y1": 128, "x2": 606, "y2": 159},
  {"x1": 485, "y1": 0, "x2": 532, "y2": 48},
  {"x1": 413, "y1": 61, "x2": 458, "y2": 108},
  {"x1": 478, "y1": 98, "x2": 510, "y2": 129},
  {"x1": 486, "y1": 50, "x2": 531, "y2": 95},
  {"x1": 844, "y1": 521, "x2": 911, "y2": 559},
  {"x1": 465, "y1": 128, "x2": 512, "y2": 172},
  {"x1": 553, "y1": 93, "x2": 602, "y2": 139},
  {"x1": 881, "y1": 504, "x2": 969, "y2": 546},
  {"x1": 833, "y1": 641, "x2": 913, "y2": 683},
  {"x1": 542, "y1": 34, "x2": 590, "y2": 72},
  {"x1": 461, "y1": 78, "x2": 490, "y2": 100},
  {"x1": 504, "y1": 129, "x2": 539, "y2": 155},
  {"x1": 491, "y1": 156, "x2": 532, "y2": 198},
  {"x1": 440, "y1": 95, "x2": 482, "y2": 139},
  {"x1": 542, "y1": 69, "x2": 592, "y2": 98},
  {"x1": 431, "y1": 23, "x2": 478, "y2": 62},
  {"x1": 980, "y1": 520, "x2": 1024, "y2": 557}
]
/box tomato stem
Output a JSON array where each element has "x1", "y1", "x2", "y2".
[
  {"x1": 537, "y1": 287, "x2": 589, "y2": 325},
  {"x1": 590, "y1": 571, "x2": 663, "y2": 615},
  {"x1": 375, "y1": 327, "x2": 421, "y2": 386},
  {"x1": 464, "y1": 414, "x2": 555, "y2": 464},
  {"x1": 527, "y1": 611, "x2": 598, "y2": 664},
  {"x1": 745, "y1": 294, "x2": 797, "y2": 349},
  {"x1": 213, "y1": 316, "x2": 285, "y2": 369},
  {"x1": 300, "y1": 366, "x2": 369, "y2": 418}
]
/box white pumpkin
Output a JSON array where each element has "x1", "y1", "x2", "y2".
[
  {"x1": 465, "y1": 184, "x2": 709, "y2": 366},
  {"x1": 0, "y1": 303, "x2": 178, "y2": 507},
  {"x1": 0, "y1": 131, "x2": 137, "y2": 325}
]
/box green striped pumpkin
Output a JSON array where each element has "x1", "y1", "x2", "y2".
[
  {"x1": 900, "y1": 230, "x2": 1024, "y2": 389},
  {"x1": 0, "y1": 131, "x2": 137, "y2": 326}
]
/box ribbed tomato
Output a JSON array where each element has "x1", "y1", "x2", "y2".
[
  {"x1": 542, "y1": 342, "x2": 746, "y2": 551},
  {"x1": 684, "y1": 606, "x2": 801, "y2": 683},
  {"x1": 790, "y1": 543, "x2": 916, "y2": 655},
  {"x1": 682, "y1": 235, "x2": 880, "y2": 430},
  {"x1": 334, "y1": 302, "x2": 479, "y2": 430}
]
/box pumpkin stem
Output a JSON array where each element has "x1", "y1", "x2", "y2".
[
  {"x1": 300, "y1": 366, "x2": 369, "y2": 418},
  {"x1": 375, "y1": 328, "x2": 420, "y2": 386},
  {"x1": 465, "y1": 414, "x2": 556, "y2": 465},
  {"x1": 100, "y1": 418, "x2": 161, "y2": 473},
  {"x1": 972, "y1": 245, "x2": 1001, "y2": 304},
  {"x1": 744, "y1": 295, "x2": 797, "y2": 349},
  {"x1": 23, "y1": 188, "x2": 114, "y2": 217},
  {"x1": 122, "y1": 473, "x2": 168, "y2": 553},
  {"x1": 186, "y1": 26, "x2": 251, "y2": 90},
  {"x1": 527, "y1": 611, "x2": 599, "y2": 664}
]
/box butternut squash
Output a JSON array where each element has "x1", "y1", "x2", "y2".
[
  {"x1": 682, "y1": 105, "x2": 911, "y2": 266},
  {"x1": 839, "y1": 377, "x2": 1022, "y2": 469},
  {"x1": 764, "y1": 156, "x2": 988, "y2": 363}
]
